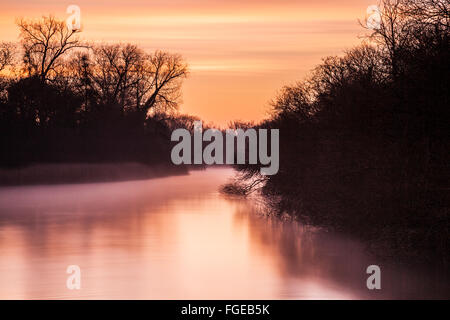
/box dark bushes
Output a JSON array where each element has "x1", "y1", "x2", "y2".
[{"x1": 235, "y1": 0, "x2": 450, "y2": 263}]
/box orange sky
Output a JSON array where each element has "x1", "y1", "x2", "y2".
[{"x1": 0, "y1": 0, "x2": 374, "y2": 126}]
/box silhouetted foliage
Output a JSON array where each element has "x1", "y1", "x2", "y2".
[
  {"x1": 0, "y1": 15, "x2": 189, "y2": 169},
  {"x1": 236, "y1": 0, "x2": 450, "y2": 263}
]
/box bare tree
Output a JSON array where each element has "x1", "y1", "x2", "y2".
[
  {"x1": 17, "y1": 15, "x2": 86, "y2": 82},
  {"x1": 142, "y1": 51, "x2": 188, "y2": 112},
  {"x1": 77, "y1": 44, "x2": 188, "y2": 115},
  {"x1": 363, "y1": 0, "x2": 449, "y2": 79},
  {"x1": 0, "y1": 42, "x2": 16, "y2": 73},
  {"x1": 271, "y1": 82, "x2": 317, "y2": 122},
  {"x1": 362, "y1": 0, "x2": 414, "y2": 79},
  {"x1": 88, "y1": 43, "x2": 144, "y2": 112},
  {"x1": 402, "y1": 0, "x2": 450, "y2": 29},
  {"x1": 67, "y1": 51, "x2": 94, "y2": 111}
]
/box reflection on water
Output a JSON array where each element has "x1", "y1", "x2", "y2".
[{"x1": 0, "y1": 168, "x2": 448, "y2": 299}]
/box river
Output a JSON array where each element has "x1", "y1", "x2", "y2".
[{"x1": 0, "y1": 168, "x2": 448, "y2": 299}]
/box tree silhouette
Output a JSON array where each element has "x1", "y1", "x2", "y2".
[
  {"x1": 17, "y1": 16, "x2": 86, "y2": 82},
  {"x1": 232, "y1": 0, "x2": 449, "y2": 263},
  {"x1": 0, "y1": 42, "x2": 15, "y2": 73},
  {"x1": 0, "y1": 15, "x2": 189, "y2": 168}
]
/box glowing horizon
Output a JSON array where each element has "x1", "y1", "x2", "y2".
[{"x1": 0, "y1": 0, "x2": 374, "y2": 126}]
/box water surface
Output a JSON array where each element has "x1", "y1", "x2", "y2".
[{"x1": 0, "y1": 168, "x2": 448, "y2": 299}]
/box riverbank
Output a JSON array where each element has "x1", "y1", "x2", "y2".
[
  {"x1": 0, "y1": 162, "x2": 188, "y2": 186},
  {"x1": 263, "y1": 190, "x2": 449, "y2": 267},
  {"x1": 221, "y1": 174, "x2": 449, "y2": 267}
]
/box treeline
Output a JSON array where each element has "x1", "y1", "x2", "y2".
[
  {"x1": 234, "y1": 0, "x2": 450, "y2": 263},
  {"x1": 0, "y1": 16, "x2": 198, "y2": 167}
]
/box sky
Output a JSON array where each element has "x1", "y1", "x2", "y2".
[{"x1": 0, "y1": 0, "x2": 374, "y2": 126}]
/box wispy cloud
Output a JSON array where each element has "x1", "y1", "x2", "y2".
[{"x1": 0, "y1": 0, "x2": 373, "y2": 125}]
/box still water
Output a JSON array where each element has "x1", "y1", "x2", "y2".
[{"x1": 0, "y1": 168, "x2": 448, "y2": 299}]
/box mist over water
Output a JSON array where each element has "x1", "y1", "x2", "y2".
[{"x1": 0, "y1": 168, "x2": 448, "y2": 299}]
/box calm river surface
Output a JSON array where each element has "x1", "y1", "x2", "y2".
[{"x1": 0, "y1": 168, "x2": 448, "y2": 299}]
